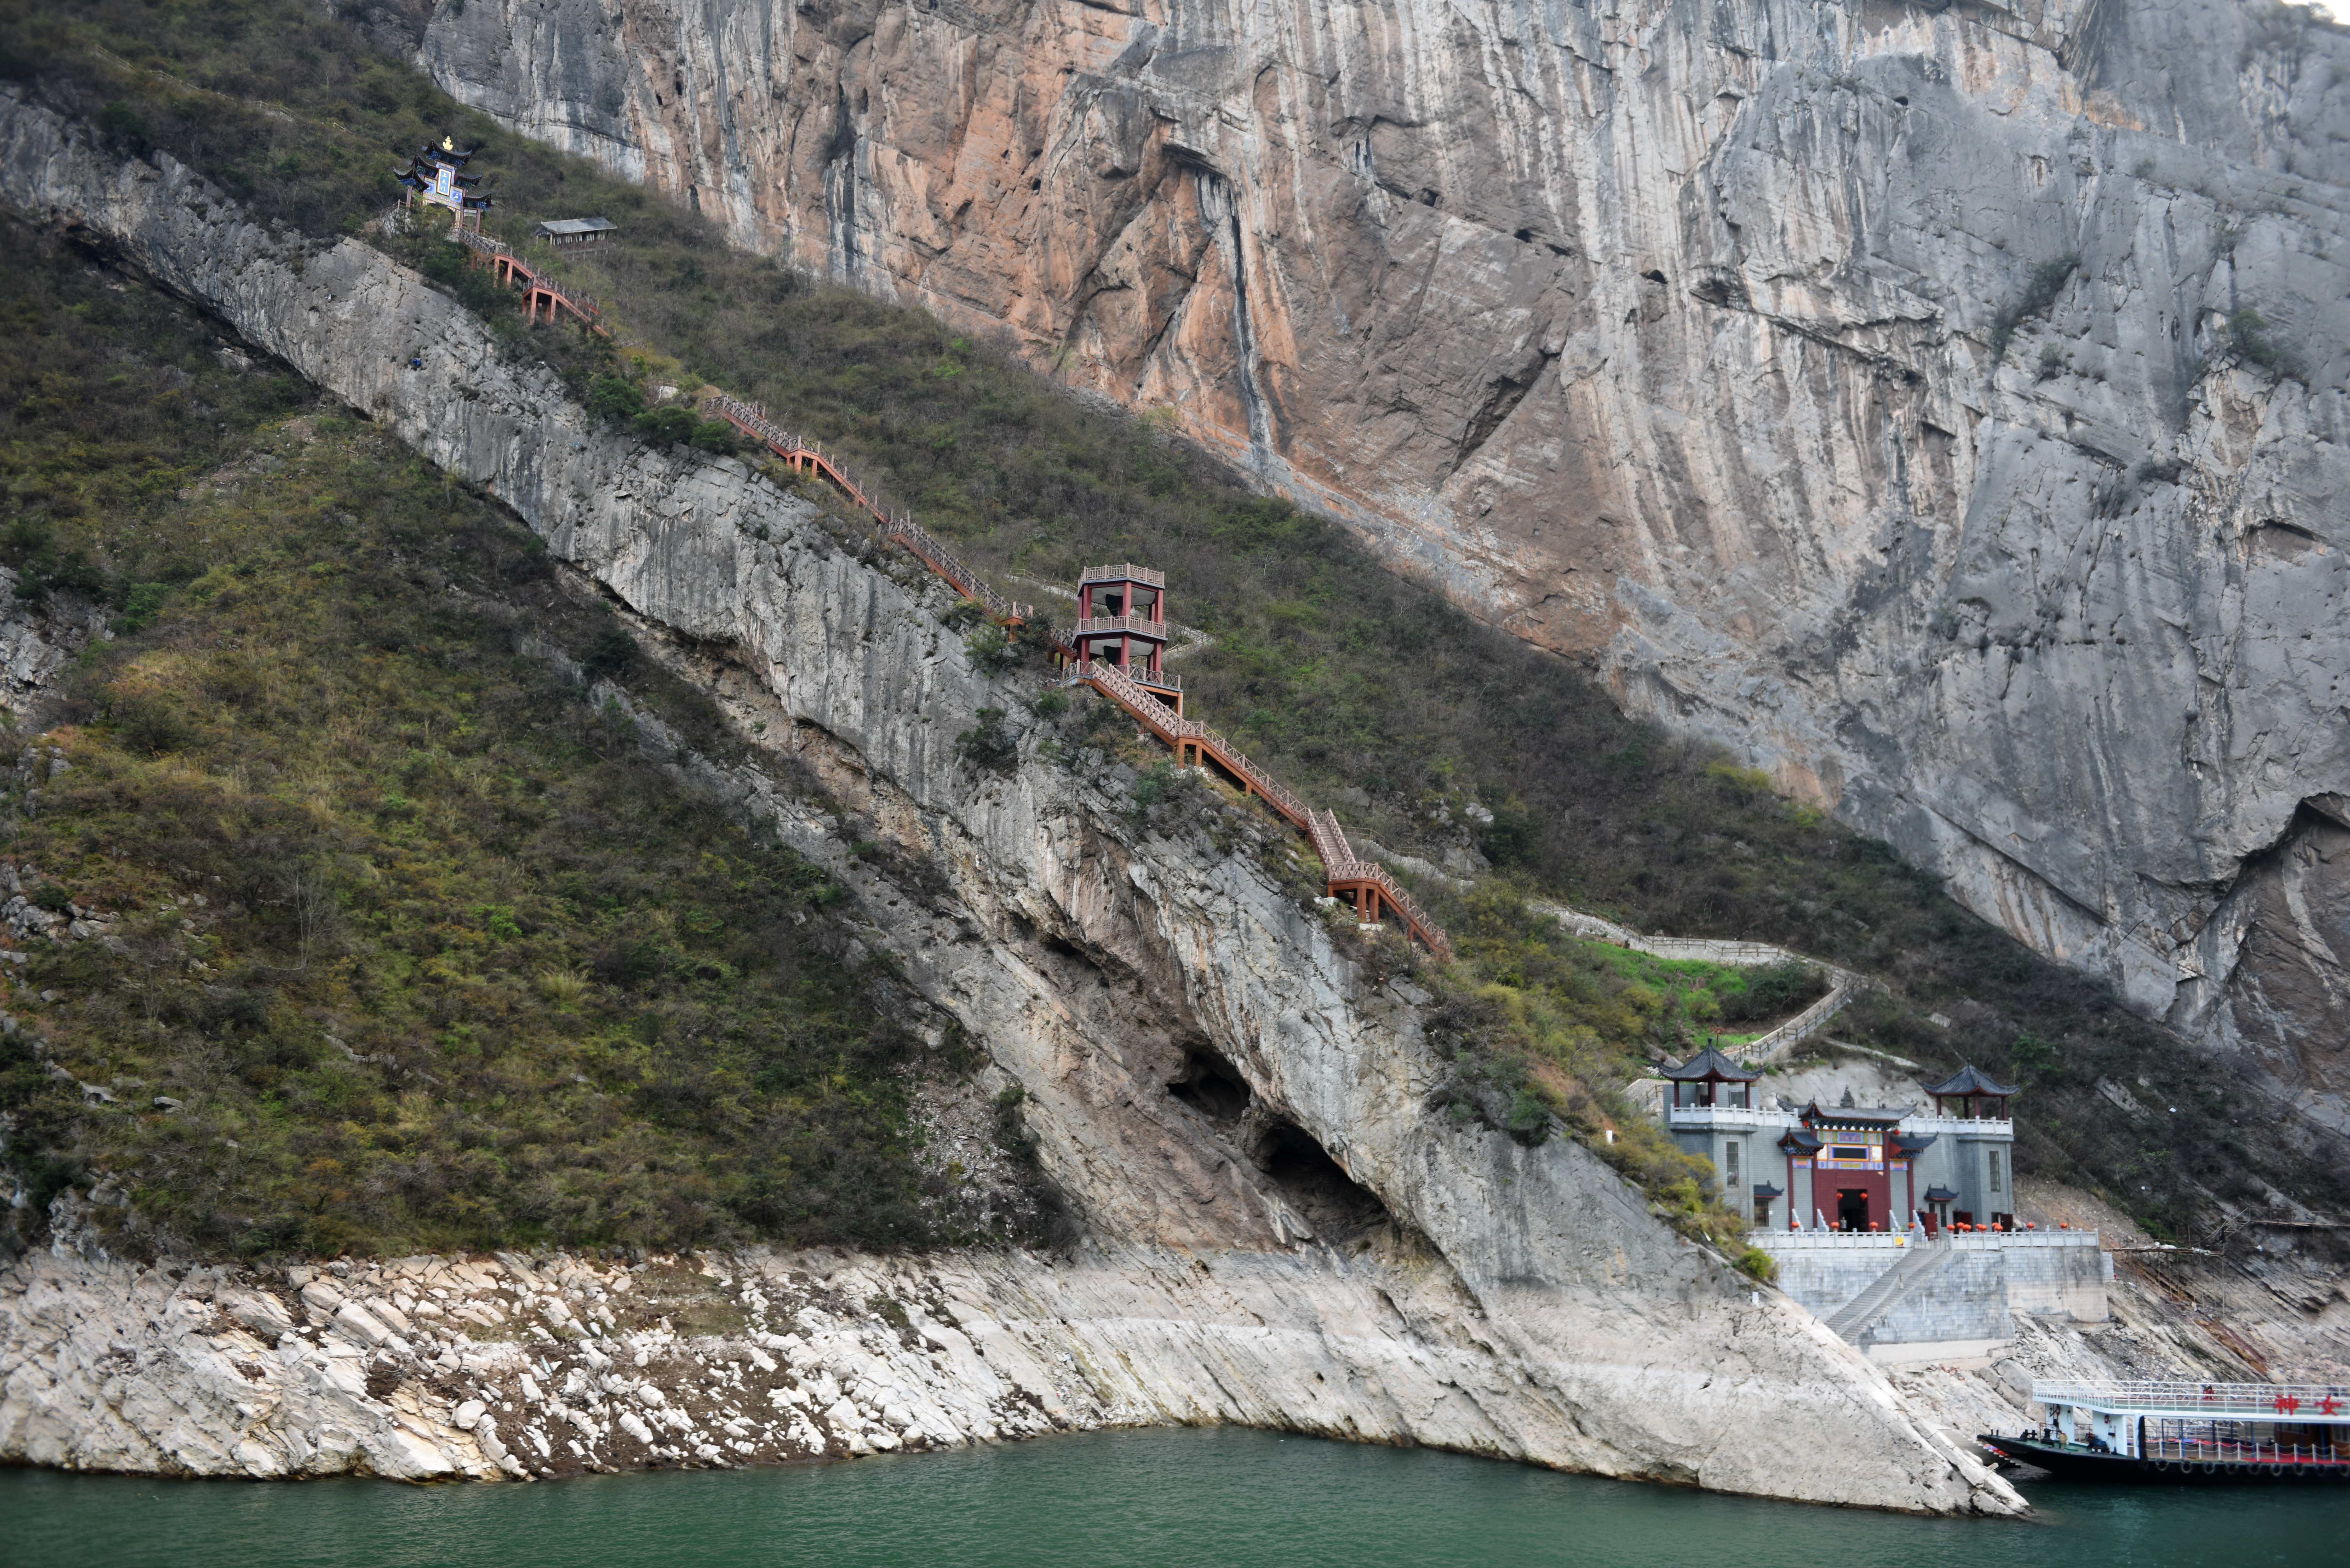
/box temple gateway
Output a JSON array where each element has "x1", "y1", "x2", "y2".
[
  {"x1": 1660, "y1": 1047, "x2": 2019, "y2": 1232},
  {"x1": 1649, "y1": 1048, "x2": 2104, "y2": 1365}
]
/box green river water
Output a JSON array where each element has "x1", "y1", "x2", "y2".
[{"x1": 0, "y1": 1427, "x2": 2335, "y2": 1568}]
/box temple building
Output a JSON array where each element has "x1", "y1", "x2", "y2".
[
  {"x1": 1660, "y1": 1050, "x2": 2020, "y2": 1233},
  {"x1": 397, "y1": 138, "x2": 493, "y2": 230},
  {"x1": 1073, "y1": 564, "x2": 1181, "y2": 712}
]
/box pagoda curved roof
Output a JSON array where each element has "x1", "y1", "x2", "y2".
[
  {"x1": 1659, "y1": 1045, "x2": 1759, "y2": 1082},
  {"x1": 1924, "y1": 1063, "x2": 2018, "y2": 1098}
]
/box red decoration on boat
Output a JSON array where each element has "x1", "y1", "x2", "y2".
[{"x1": 2273, "y1": 1394, "x2": 2301, "y2": 1414}]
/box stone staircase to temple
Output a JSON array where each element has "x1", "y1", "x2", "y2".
[{"x1": 1824, "y1": 1232, "x2": 1955, "y2": 1343}]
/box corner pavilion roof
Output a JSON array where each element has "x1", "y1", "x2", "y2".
[
  {"x1": 1923, "y1": 1063, "x2": 2018, "y2": 1098},
  {"x1": 1659, "y1": 1045, "x2": 1759, "y2": 1082}
]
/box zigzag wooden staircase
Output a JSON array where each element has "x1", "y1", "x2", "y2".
[
  {"x1": 701, "y1": 394, "x2": 1451, "y2": 961},
  {"x1": 454, "y1": 228, "x2": 609, "y2": 335}
]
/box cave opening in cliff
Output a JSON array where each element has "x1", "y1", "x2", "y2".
[
  {"x1": 1168, "y1": 1050, "x2": 1251, "y2": 1123},
  {"x1": 1255, "y1": 1122, "x2": 1389, "y2": 1240}
]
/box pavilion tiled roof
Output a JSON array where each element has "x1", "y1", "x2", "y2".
[
  {"x1": 1923, "y1": 1063, "x2": 2018, "y2": 1098},
  {"x1": 1659, "y1": 1045, "x2": 1760, "y2": 1082}
]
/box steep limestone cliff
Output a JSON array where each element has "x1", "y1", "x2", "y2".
[
  {"x1": 415, "y1": 0, "x2": 2350, "y2": 1147},
  {"x1": 0, "y1": 91, "x2": 2022, "y2": 1512}
]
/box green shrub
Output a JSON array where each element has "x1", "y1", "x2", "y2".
[
  {"x1": 580, "y1": 626, "x2": 639, "y2": 683},
  {"x1": 965, "y1": 623, "x2": 1019, "y2": 675},
  {"x1": 633, "y1": 405, "x2": 697, "y2": 446},
  {"x1": 95, "y1": 99, "x2": 149, "y2": 156},
  {"x1": 114, "y1": 581, "x2": 169, "y2": 633},
  {"x1": 1480, "y1": 804, "x2": 1541, "y2": 867},
  {"x1": 688, "y1": 418, "x2": 741, "y2": 455},
  {"x1": 956, "y1": 707, "x2": 1017, "y2": 774},
  {"x1": 2228, "y1": 308, "x2": 2289, "y2": 375},
  {"x1": 1505, "y1": 1087, "x2": 1553, "y2": 1143},
  {"x1": 586, "y1": 373, "x2": 645, "y2": 425}
]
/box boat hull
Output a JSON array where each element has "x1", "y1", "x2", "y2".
[{"x1": 1978, "y1": 1435, "x2": 2350, "y2": 1483}]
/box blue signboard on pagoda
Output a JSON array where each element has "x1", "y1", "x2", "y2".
[{"x1": 397, "y1": 137, "x2": 493, "y2": 230}]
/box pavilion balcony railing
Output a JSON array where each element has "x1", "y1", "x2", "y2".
[
  {"x1": 1073, "y1": 614, "x2": 1169, "y2": 638},
  {"x1": 1664, "y1": 1105, "x2": 1785, "y2": 1128},
  {"x1": 1080, "y1": 563, "x2": 1165, "y2": 588},
  {"x1": 2036, "y1": 1379, "x2": 2350, "y2": 1419},
  {"x1": 1894, "y1": 1114, "x2": 2015, "y2": 1135}
]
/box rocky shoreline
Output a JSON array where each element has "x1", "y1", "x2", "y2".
[{"x1": 4, "y1": 1246, "x2": 1093, "y2": 1481}]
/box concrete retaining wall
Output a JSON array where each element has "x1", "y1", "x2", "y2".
[
  {"x1": 1763, "y1": 1236, "x2": 1913, "y2": 1320},
  {"x1": 1756, "y1": 1232, "x2": 2107, "y2": 1346},
  {"x1": 1869, "y1": 1250, "x2": 2010, "y2": 1345}
]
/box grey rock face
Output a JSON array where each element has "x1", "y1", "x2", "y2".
[
  {"x1": 417, "y1": 0, "x2": 2350, "y2": 1129},
  {"x1": 0, "y1": 92, "x2": 2020, "y2": 1512}
]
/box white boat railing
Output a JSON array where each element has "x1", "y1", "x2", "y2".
[{"x1": 2037, "y1": 1379, "x2": 2350, "y2": 1420}]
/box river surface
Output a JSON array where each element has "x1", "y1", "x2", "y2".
[{"x1": 0, "y1": 1427, "x2": 2335, "y2": 1567}]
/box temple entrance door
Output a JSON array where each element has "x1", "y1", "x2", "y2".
[{"x1": 1837, "y1": 1189, "x2": 1870, "y2": 1232}]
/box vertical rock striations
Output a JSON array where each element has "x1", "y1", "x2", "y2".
[
  {"x1": 418, "y1": 0, "x2": 2350, "y2": 1142},
  {"x1": 0, "y1": 92, "x2": 2020, "y2": 1512}
]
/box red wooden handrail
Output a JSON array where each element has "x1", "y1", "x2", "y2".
[{"x1": 690, "y1": 396, "x2": 1450, "y2": 961}]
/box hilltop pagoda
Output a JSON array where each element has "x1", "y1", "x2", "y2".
[{"x1": 398, "y1": 137, "x2": 493, "y2": 231}]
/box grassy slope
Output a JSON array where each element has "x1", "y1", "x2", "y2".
[
  {"x1": 0, "y1": 0, "x2": 2331, "y2": 1241},
  {"x1": 0, "y1": 219, "x2": 1016, "y2": 1260}
]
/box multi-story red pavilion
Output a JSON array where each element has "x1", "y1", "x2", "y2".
[{"x1": 1074, "y1": 564, "x2": 1182, "y2": 712}]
